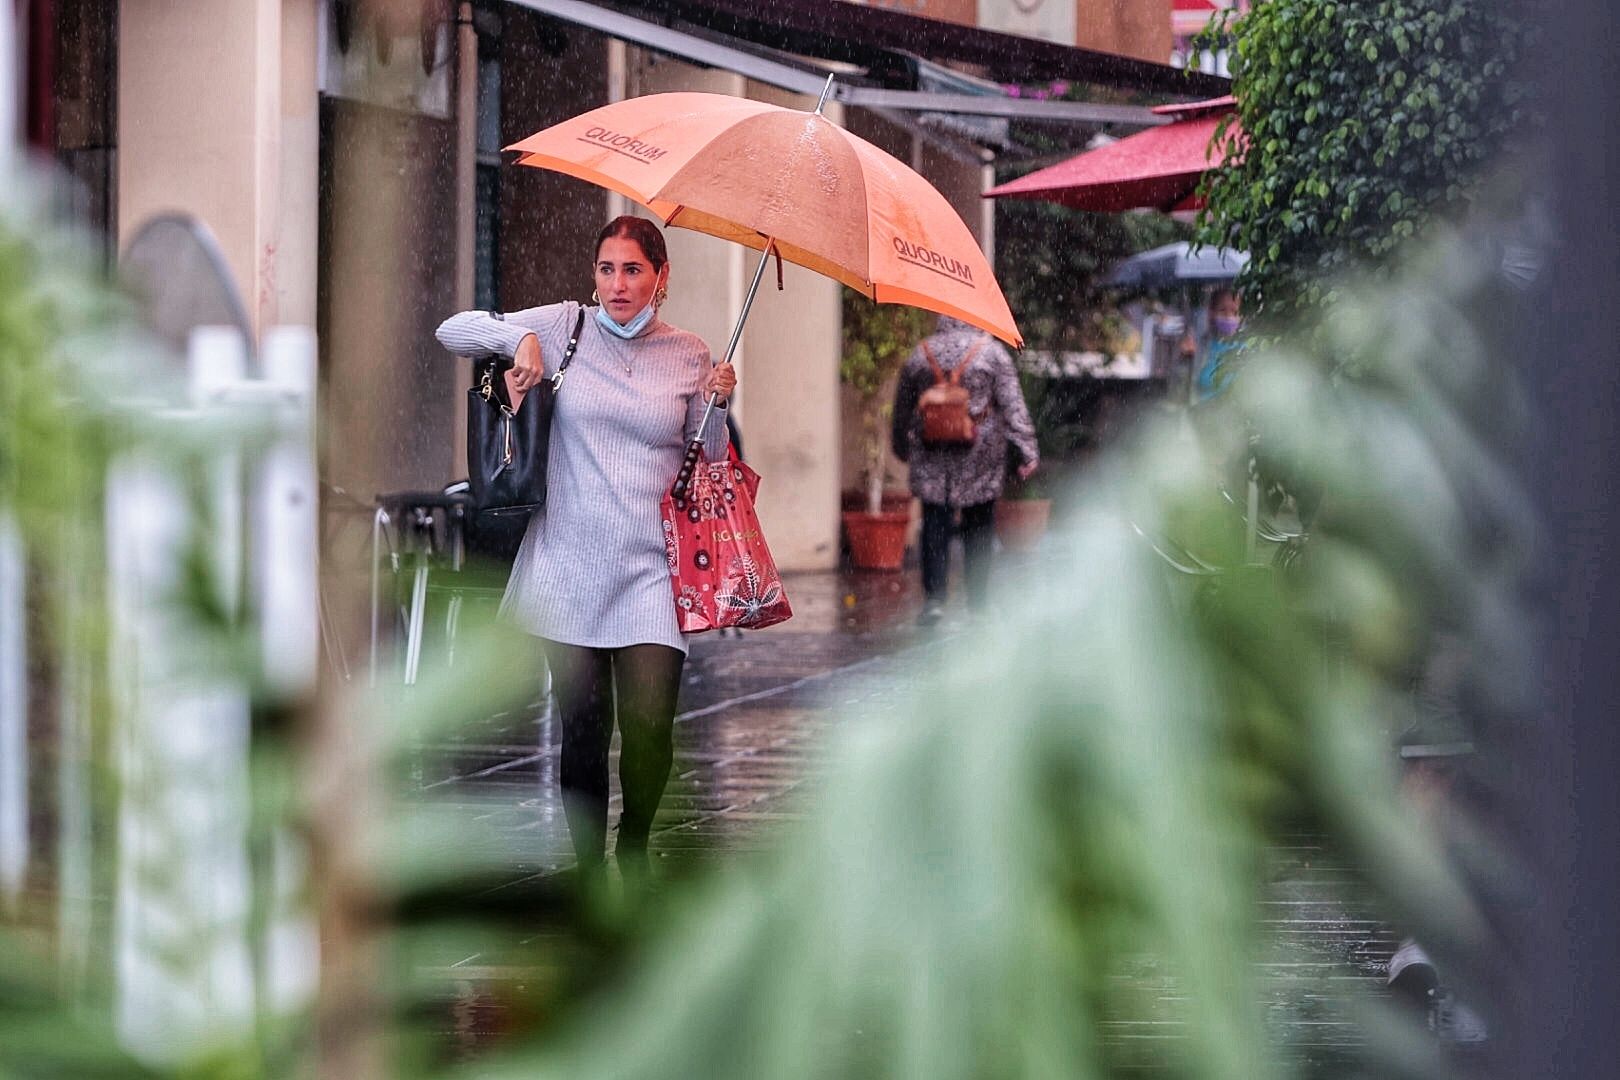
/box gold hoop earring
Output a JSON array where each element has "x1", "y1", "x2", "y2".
[
  {"x1": 591, "y1": 289, "x2": 600, "y2": 305},
  {"x1": 654, "y1": 285, "x2": 669, "y2": 308}
]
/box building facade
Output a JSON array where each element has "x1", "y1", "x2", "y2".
[{"x1": 33, "y1": 0, "x2": 1209, "y2": 584}]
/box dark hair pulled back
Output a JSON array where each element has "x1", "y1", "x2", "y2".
[{"x1": 595, "y1": 215, "x2": 668, "y2": 273}]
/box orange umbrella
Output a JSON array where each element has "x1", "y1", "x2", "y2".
[{"x1": 505, "y1": 84, "x2": 1020, "y2": 348}]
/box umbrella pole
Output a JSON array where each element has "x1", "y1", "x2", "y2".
[
  {"x1": 694, "y1": 237, "x2": 776, "y2": 439},
  {"x1": 675, "y1": 239, "x2": 777, "y2": 500}
]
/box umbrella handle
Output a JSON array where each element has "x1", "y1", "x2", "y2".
[
  {"x1": 673, "y1": 388, "x2": 729, "y2": 502},
  {"x1": 671, "y1": 428, "x2": 709, "y2": 503}
]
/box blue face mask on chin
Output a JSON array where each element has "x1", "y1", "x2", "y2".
[{"x1": 596, "y1": 297, "x2": 657, "y2": 340}]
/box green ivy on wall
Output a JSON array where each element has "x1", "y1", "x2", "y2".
[{"x1": 1195, "y1": 0, "x2": 1537, "y2": 318}]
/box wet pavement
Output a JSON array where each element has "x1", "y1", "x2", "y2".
[
  {"x1": 414, "y1": 567, "x2": 931, "y2": 878},
  {"x1": 408, "y1": 561, "x2": 1430, "y2": 1073}
]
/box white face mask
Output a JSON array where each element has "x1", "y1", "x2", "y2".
[{"x1": 596, "y1": 297, "x2": 657, "y2": 339}]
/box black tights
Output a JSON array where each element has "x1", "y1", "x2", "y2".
[
  {"x1": 542, "y1": 639, "x2": 685, "y2": 872},
  {"x1": 920, "y1": 501, "x2": 996, "y2": 609}
]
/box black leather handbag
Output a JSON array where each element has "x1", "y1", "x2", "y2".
[{"x1": 465, "y1": 307, "x2": 586, "y2": 516}]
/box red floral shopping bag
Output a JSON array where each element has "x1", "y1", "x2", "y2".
[{"x1": 661, "y1": 453, "x2": 793, "y2": 633}]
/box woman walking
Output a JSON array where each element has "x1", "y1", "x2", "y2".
[
  {"x1": 891, "y1": 315, "x2": 1038, "y2": 625},
  {"x1": 436, "y1": 216, "x2": 735, "y2": 891}
]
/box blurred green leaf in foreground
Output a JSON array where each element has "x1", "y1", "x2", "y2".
[
  {"x1": 2, "y1": 164, "x2": 1536, "y2": 1077},
  {"x1": 449, "y1": 213, "x2": 1535, "y2": 1077}
]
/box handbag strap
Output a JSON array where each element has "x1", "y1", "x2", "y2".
[
  {"x1": 478, "y1": 306, "x2": 588, "y2": 409},
  {"x1": 551, "y1": 306, "x2": 587, "y2": 390}
]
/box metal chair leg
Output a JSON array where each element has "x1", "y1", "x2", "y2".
[{"x1": 403, "y1": 559, "x2": 430, "y2": 686}]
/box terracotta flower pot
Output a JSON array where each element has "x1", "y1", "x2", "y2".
[
  {"x1": 994, "y1": 497, "x2": 1052, "y2": 552},
  {"x1": 842, "y1": 510, "x2": 911, "y2": 571},
  {"x1": 840, "y1": 489, "x2": 912, "y2": 515}
]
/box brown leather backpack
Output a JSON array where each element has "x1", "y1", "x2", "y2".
[{"x1": 917, "y1": 339, "x2": 984, "y2": 446}]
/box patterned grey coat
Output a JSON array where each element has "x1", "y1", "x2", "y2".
[{"x1": 891, "y1": 319, "x2": 1039, "y2": 508}]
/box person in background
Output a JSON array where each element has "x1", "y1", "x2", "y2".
[
  {"x1": 1180, "y1": 287, "x2": 1246, "y2": 401},
  {"x1": 435, "y1": 216, "x2": 735, "y2": 897},
  {"x1": 892, "y1": 315, "x2": 1038, "y2": 627}
]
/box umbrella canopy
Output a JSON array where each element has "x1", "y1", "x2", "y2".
[
  {"x1": 1105, "y1": 241, "x2": 1248, "y2": 289},
  {"x1": 506, "y1": 91, "x2": 1020, "y2": 347},
  {"x1": 984, "y1": 95, "x2": 1242, "y2": 213}
]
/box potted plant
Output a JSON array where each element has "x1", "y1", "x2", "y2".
[
  {"x1": 994, "y1": 369, "x2": 1082, "y2": 551},
  {"x1": 994, "y1": 467, "x2": 1053, "y2": 552},
  {"x1": 840, "y1": 291, "x2": 932, "y2": 570}
]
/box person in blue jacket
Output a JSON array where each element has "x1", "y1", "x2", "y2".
[{"x1": 1181, "y1": 287, "x2": 1246, "y2": 401}]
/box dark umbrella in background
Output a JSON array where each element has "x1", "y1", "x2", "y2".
[
  {"x1": 1104, "y1": 240, "x2": 1248, "y2": 289},
  {"x1": 1104, "y1": 240, "x2": 1248, "y2": 404}
]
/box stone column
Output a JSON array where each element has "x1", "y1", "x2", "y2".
[{"x1": 117, "y1": 0, "x2": 319, "y2": 335}]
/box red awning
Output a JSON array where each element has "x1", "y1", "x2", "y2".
[
  {"x1": 1150, "y1": 94, "x2": 1236, "y2": 118},
  {"x1": 983, "y1": 97, "x2": 1242, "y2": 213},
  {"x1": 1173, "y1": 0, "x2": 1230, "y2": 36}
]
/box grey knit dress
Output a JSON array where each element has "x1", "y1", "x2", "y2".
[{"x1": 436, "y1": 301, "x2": 729, "y2": 653}]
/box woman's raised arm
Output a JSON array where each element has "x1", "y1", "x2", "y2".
[{"x1": 434, "y1": 304, "x2": 563, "y2": 361}]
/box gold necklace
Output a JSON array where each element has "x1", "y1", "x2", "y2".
[{"x1": 596, "y1": 318, "x2": 635, "y2": 376}]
